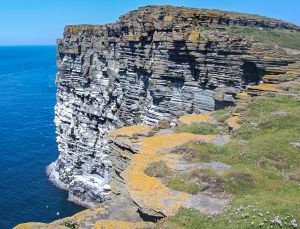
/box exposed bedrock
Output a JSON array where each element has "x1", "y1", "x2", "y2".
[{"x1": 48, "y1": 5, "x2": 300, "y2": 207}]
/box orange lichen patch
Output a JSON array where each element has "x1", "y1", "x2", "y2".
[
  {"x1": 227, "y1": 113, "x2": 241, "y2": 130},
  {"x1": 248, "y1": 84, "x2": 280, "y2": 92},
  {"x1": 65, "y1": 25, "x2": 81, "y2": 34},
  {"x1": 163, "y1": 15, "x2": 174, "y2": 22},
  {"x1": 287, "y1": 70, "x2": 299, "y2": 75},
  {"x1": 109, "y1": 125, "x2": 153, "y2": 137},
  {"x1": 123, "y1": 132, "x2": 215, "y2": 216},
  {"x1": 49, "y1": 207, "x2": 107, "y2": 228},
  {"x1": 177, "y1": 113, "x2": 211, "y2": 125},
  {"x1": 65, "y1": 25, "x2": 102, "y2": 35},
  {"x1": 188, "y1": 31, "x2": 200, "y2": 43},
  {"x1": 70, "y1": 207, "x2": 106, "y2": 223},
  {"x1": 263, "y1": 75, "x2": 282, "y2": 81},
  {"x1": 263, "y1": 74, "x2": 278, "y2": 79},
  {"x1": 236, "y1": 92, "x2": 248, "y2": 98},
  {"x1": 263, "y1": 74, "x2": 296, "y2": 83},
  {"x1": 141, "y1": 133, "x2": 214, "y2": 155},
  {"x1": 236, "y1": 92, "x2": 251, "y2": 103},
  {"x1": 13, "y1": 223, "x2": 66, "y2": 229},
  {"x1": 123, "y1": 34, "x2": 141, "y2": 42},
  {"x1": 94, "y1": 220, "x2": 154, "y2": 229}
]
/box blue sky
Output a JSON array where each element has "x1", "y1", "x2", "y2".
[{"x1": 0, "y1": 0, "x2": 299, "y2": 45}]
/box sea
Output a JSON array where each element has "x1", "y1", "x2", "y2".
[{"x1": 0, "y1": 46, "x2": 85, "y2": 229}]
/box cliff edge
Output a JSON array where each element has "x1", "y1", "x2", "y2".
[{"x1": 45, "y1": 4, "x2": 300, "y2": 216}]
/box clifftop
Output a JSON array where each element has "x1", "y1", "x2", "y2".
[{"x1": 64, "y1": 5, "x2": 300, "y2": 36}]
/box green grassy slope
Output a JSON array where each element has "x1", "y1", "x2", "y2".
[
  {"x1": 227, "y1": 27, "x2": 300, "y2": 49},
  {"x1": 157, "y1": 86, "x2": 300, "y2": 229}
]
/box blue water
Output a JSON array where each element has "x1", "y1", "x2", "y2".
[{"x1": 0, "y1": 46, "x2": 85, "y2": 229}]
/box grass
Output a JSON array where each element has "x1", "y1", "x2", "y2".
[
  {"x1": 196, "y1": 9, "x2": 270, "y2": 21},
  {"x1": 144, "y1": 161, "x2": 172, "y2": 178},
  {"x1": 177, "y1": 143, "x2": 228, "y2": 163},
  {"x1": 167, "y1": 177, "x2": 199, "y2": 194},
  {"x1": 197, "y1": 25, "x2": 300, "y2": 49},
  {"x1": 157, "y1": 206, "x2": 298, "y2": 229},
  {"x1": 144, "y1": 161, "x2": 200, "y2": 194},
  {"x1": 158, "y1": 93, "x2": 300, "y2": 228},
  {"x1": 226, "y1": 26, "x2": 300, "y2": 49},
  {"x1": 212, "y1": 107, "x2": 234, "y2": 123},
  {"x1": 145, "y1": 161, "x2": 227, "y2": 195},
  {"x1": 290, "y1": 83, "x2": 300, "y2": 94}
]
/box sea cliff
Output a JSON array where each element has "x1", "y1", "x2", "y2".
[
  {"x1": 46, "y1": 5, "x2": 300, "y2": 208},
  {"x1": 12, "y1": 5, "x2": 298, "y2": 229}
]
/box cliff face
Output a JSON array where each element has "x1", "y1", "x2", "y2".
[{"x1": 47, "y1": 5, "x2": 300, "y2": 207}]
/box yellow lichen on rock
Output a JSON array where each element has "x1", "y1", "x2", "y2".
[
  {"x1": 13, "y1": 223, "x2": 67, "y2": 229},
  {"x1": 227, "y1": 113, "x2": 241, "y2": 130},
  {"x1": 123, "y1": 34, "x2": 141, "y2": 42},
  {"x1": 263, "y1": 74, "x2": 296, "y2": 83},
  {"x1": 94, "y1": 220, "x2": 154, "y2": 229},
  {"x1": 109, "y1": 125, "x2": 153, "y2": 138},
  {"x1": 58, "y1": 207, "x2": 106, "y2": 224},
  {"x1": 236, "y1": 92, "x2": 248, "y2": 98},
  {"x1": 163, "y1": 15, "x2": 174, "y2": 22},
  {"x1": 188, "y1": 31, "x2": 200, "y2": 43},
  {"x1": 248, "y1": 83, "x2": 280, "y2": 92},
  {"x1": 141, "y1": 133, "x2": 214, "y2": 155},
  {"x1": 65, "y1": 25, "x2": 81, "y2": 34},
  {"x1": 123, "y1": 132, "x2": 215, "y2": 216},
  {"x1": 177, "y1": 113, "x2": 211, "y2": 125},
  {"x1": 236, "y1": 92, "x2": 251, "y2": 103}
]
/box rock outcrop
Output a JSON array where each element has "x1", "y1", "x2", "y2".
[
  {"x1": 109, "y1": 126, "x2": 230, "y2": 218},
  {"x1": 47, "y1": 5, "x2": 300, "y2": 207}
]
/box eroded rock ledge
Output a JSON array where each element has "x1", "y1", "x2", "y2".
[{"x1": 47, "y1": 5, "x2": 300, "y2": 207}]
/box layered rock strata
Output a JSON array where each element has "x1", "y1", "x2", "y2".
[{"x1": 48, "y1": 5, "x2": 300, "y2": 206}]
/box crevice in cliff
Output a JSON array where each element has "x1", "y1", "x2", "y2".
[
  {"x1": 214, "y1": 100, "x2": 235, "y2": 110},
  {"x1": 242, "y1": 61, "x2": 262, "y2": 85},
  {"x1": 137, "y1": 208, "x2": 165, "y2": 223}
]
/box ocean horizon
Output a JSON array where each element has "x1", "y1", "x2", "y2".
[{"x1": 0, "y1": 46, "x2": 84, "y2": 229}]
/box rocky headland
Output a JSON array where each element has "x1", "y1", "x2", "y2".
[{"x1": 16, "y1": 5, "x2": 300, "y2": 229}]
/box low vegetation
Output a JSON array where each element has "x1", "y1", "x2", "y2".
[
  {"x1": 157, "y1": 91, "x2": 300, "y2": 228},
  {"x1": 213, "y1": 107, "x2": 234, "y2": 123},
  {"x1": 63, "y1": 220, "x2": 79, "y2": 229},
  {"x1": 198, "y1": 25, "x2": 300, "y2": 49},
  {"x1": 144, "y1": 161, "x2": 172, "y2": 178},
  {"x1": 145, "y1": 161, "x2": 200, "y2": 194},
  {"x1": 226, "y1": 26, "x2": 300, "y2": 49},
  {"x1": 167, "y1": 176, "x2": 200, "y2": 194},
  {"x1": 158, "y1": 206, "x2": 298, "y2": 229}
]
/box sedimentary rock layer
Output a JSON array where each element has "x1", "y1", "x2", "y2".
[{"x1": 48, "y1": 5, "x2": 300, "y2": 206}]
